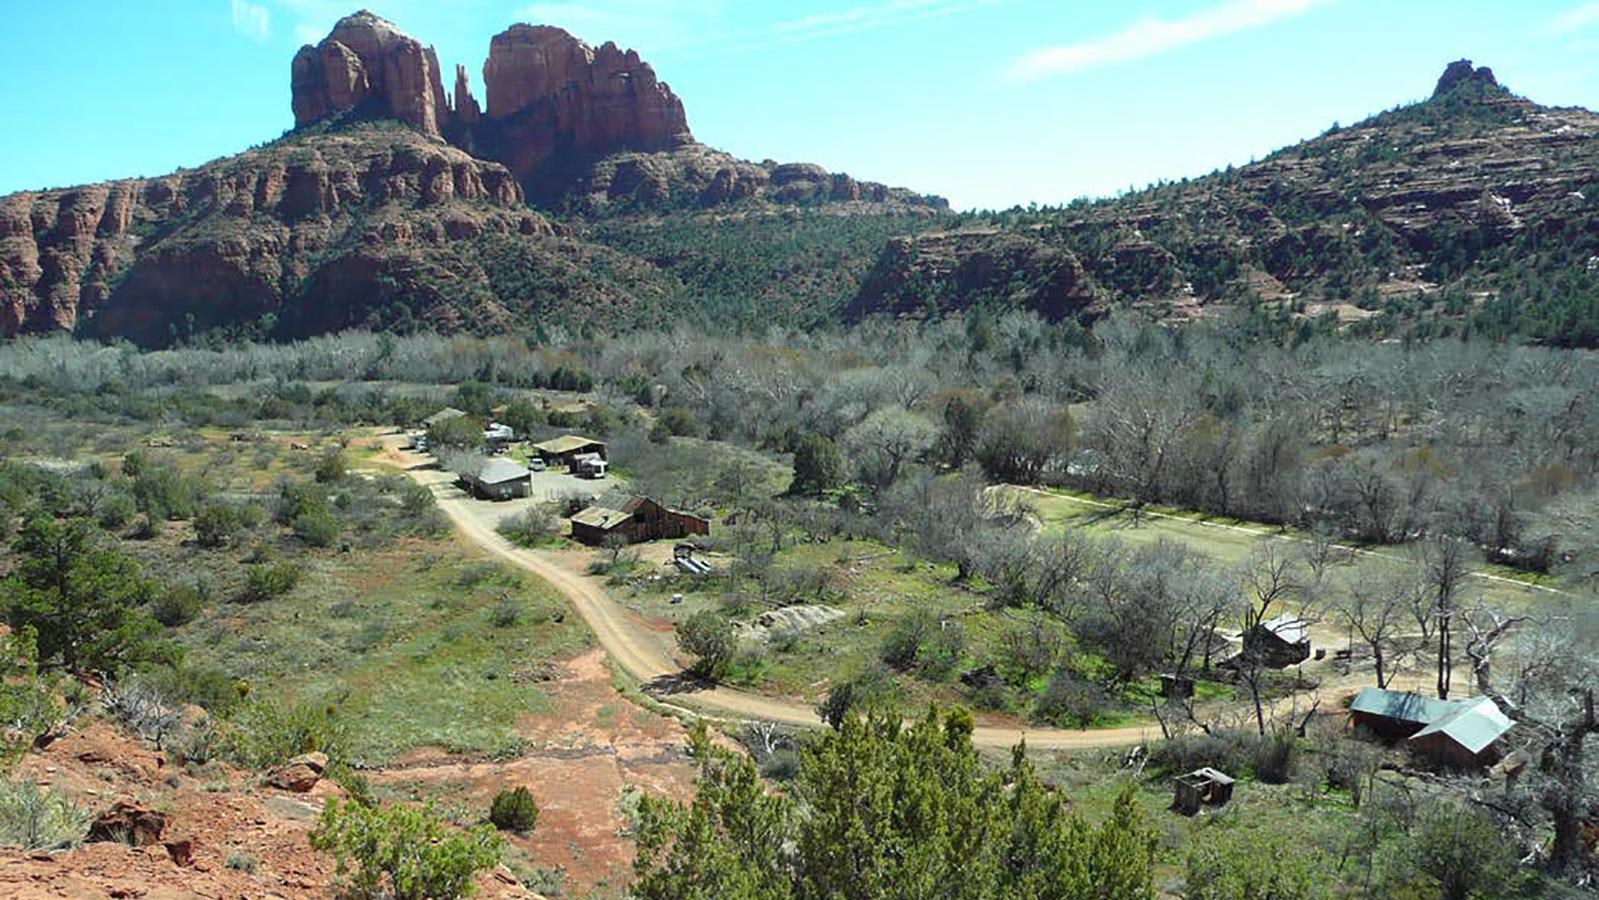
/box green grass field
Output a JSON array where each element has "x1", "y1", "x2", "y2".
[{"x1": 1009, "y1": 486, "x2": 1559, "y2": 613}]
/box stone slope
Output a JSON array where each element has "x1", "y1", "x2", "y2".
[
  {"x1": 0, "y1": 125, "x2": 569, "y2": 341},
  {"x1": 849, "y1": 61, "x2": 1599, "y2": 342}
]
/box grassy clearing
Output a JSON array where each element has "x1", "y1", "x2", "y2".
[
  {"x1": 0, "y1": 414, "x2": 595, "y2": 768},
  {"x1": 614, "y1": 537, "x2": 1192, "y2": 726},
  {"x1": 176, "y1": 537, "x2": 592, "y2": 765},
  {"x1": 1013, "y1": 486, "x2": 1556, "y2": 612}
]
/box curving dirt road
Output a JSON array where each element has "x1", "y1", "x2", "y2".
[{"x1": 405, "y1": 466, "x2": 1165, "y2": 751}]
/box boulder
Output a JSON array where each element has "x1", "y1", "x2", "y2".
[
  {"x1": 266, "y1": 751, "x2": 329, "y2": 792},
  {"x1": 164, "y1": 839, "x2": 194, "y2": 867},
  {"x1": 86, "y1": 802, "x2": 167, "y2": 847}
]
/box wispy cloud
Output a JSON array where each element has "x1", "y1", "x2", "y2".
[
  {"x1": 1547, "y1": 2, "x2": 1599, "y2": 33},
  {"x1": 767, "y1": 0, "x2": 999, "y2": 45},
  {"x1": 231, "y1": 0, "x2": 272, "y2": 40},
  {"x1": 1006, "y1": 0, "x2": 1332, "y2": 82}
]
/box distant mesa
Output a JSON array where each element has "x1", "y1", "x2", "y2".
[{"x1": 291, "y1": 11, "x2": 693, "y2": 189}]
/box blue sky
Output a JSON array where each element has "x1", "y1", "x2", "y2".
[{"x1": 3, "y1": 1, "x2": 1598, "y2": 209}]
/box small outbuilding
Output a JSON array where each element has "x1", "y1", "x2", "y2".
[
  {"x1": 1160, "y1": 673, "x2": 1196, "y2": 699},
  {"x1": 463, "y1": 458, "x2": 532, "y2": 501},
  {"x1": 1173, "y1": 767, "x2": 1235, "y2": 816},
  {"x1": 1241, "y1": 613, "x2": 1312, "y2": 668},
  {"x1": 570, "y1": 492, "x2": 709, "y2": 545},
  {"x1": 533, "y1": 435, "x2": 608, "y2": 468}
]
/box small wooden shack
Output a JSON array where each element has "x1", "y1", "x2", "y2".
[
  {"x1": 1241, "y1": 613, "x2": 1312, "y2": 668},
  {"x1": 1173, "y1": 768, "x2": 1235, "y2": 815},
  {"x1": 532, "y1": 435, "x2": 608, "y2": 468},
  {"x1": 570, "y1": 492, "x2": 709, "y2": 545},
  {"x1": 1160, "y1": 673, "x2": 1196, "y2": 699}
]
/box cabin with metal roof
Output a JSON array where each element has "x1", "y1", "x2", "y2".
[
  {"x1": 570, "y1": 492, "x2": 709, "y2": 545},
  {"x1": 1409, "y1": 696, "x2": 1514, "y2": 768},
  {"x1": 1349, "y1": 687, "x2": 1514, "y2": 768}
]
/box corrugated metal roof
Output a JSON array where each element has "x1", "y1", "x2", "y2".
[
  {"x1": 533, "y1": 435, "x2": 604, "y2": 455},
  {"x1": 1350, "y1": 688, "x2": 1458, "y2": 725},
  {"x1": 476, "y1": 458, "x2": 531, "y2": 485},
  {"x1": 1411, "y1": 697, "x2": 1513, "y2": 754},
  {"x1": 595, "y1": 492, "x2": 643, "y2": 513},
  {"x1": 572, "y1": 506, "x2": 631, "y2": 529}
]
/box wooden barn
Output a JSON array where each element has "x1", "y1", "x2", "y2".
[
  {"x1": 570, "y1": 492, "x2": 709, "y2": 545},
  {"x1": 532, "y1": 435, "x2": 608, "y2": 468}
]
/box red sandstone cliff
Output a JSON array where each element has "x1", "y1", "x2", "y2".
[
  {"x1": 291, "y1": 10, "x2": 449, "y2": 138},
  {"x1": 0, "y1": 129, "x2": 550, "y2": 340}
]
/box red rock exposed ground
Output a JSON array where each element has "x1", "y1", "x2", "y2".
[{"x1": 0, "y1": 648, "x2": 698, "y2": 898}]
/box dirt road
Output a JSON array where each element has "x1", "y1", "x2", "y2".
[{"x1": 405, "y1": 466, "x2": 1168, "y2": 751}]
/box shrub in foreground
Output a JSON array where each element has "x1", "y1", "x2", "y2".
[
  {"x1": 488, "y1": 786, "x2": 539, "y2": 833},
  {"x1": 0, "y1": 778, "x2": 91, "y2": 850},
  {"x1": 310, "y1": 799, "x2": 502, "y2": 900}
]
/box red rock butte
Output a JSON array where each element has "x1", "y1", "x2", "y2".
[{"x1": 291, "y1": 11, "x2": 693, "y2": 183}]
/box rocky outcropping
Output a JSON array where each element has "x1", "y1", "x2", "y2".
[
  {"x1": 474, "y1": 25, "x2": 691, "y2": 183},
  {"x1": 266, "y1": 751, "x2": 328, "y2": 792},
  {"x1": 566, "y1": 145, "x2": 947, "y2": 212},
  {"x1": 292, "y1": 10, "x2": 448, "y2": 138},
  {"x1": 290, "y1": 14, "x2": 692, "y2": 195},
  {"x1": 1434, "y1": 59, "x2": 1498, "y2": 98},
  {"x1": 848, "y1": 229, "x2": 1103, "y2": 322},
  {"x1": 280, "y1": 13, "x2": 942, "y2": 212},
  {"x1": 86, "y1": 802, "x2": 168, "y2": 847}
]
